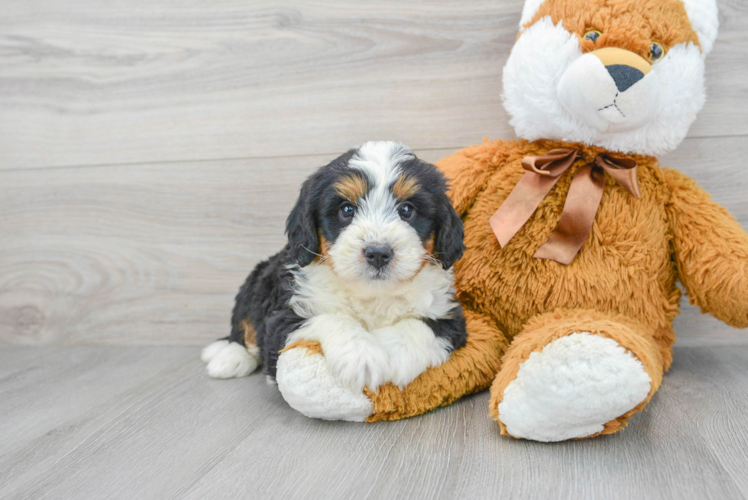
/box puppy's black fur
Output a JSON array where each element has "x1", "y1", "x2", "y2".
[{"x1": 224, "y1": 148, "x2": 467, "y2": 379}]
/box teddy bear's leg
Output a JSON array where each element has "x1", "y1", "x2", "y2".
[
  {"x1": 365, "y1": 308, "x2": 508, "y2": 421},
  {"x1": 490, "y1": 309, "x2": 665, "y2": 442}
]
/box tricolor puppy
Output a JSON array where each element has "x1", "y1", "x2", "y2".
[{"x1": 201, "y1": 141, "x2": 466, "y2": 394}]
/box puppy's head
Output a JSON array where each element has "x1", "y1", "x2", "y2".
[
  {"x1": 503, "y1": 0, "x2": 718, "y2": 156},
  {"x1": 286, "y1": 141, "x2": 464, "y2": 286}
]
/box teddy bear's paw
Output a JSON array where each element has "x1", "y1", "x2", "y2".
[
  {"x1": 276, "y1": 346, "x2": 373, "y2": 422},
  {"x1": 498, "y1": 332, "x2": 651, "y2": 442}
]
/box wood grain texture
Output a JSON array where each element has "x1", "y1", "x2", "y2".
[
  {"x1": 663, "y1": 347, "x2": 748, "y2": 498},
  {"x1": 1, "y1": 138, "x2": 747, "y2": 346},
  {"x1": 1, "y1": 0, "x2": 747, "y2": 495},
  {"x1": 0, "y1": 346, "x2": 197, "y2": 494},
  {"x1": 0, "y1": 346, "x2": 194, "y2": 452},
  {"x1": 1, "y1": 346, "x2": 747, "y2": 500},
  {"x1": 0, "y1": 0, "x2": 746, "y2": 170}
]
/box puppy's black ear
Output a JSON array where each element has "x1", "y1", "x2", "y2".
[
  {"x1": 285, "y1": 176, "x2": 319, "y2": 267},
  {"x1": 434, "y1": 194, "x2": 465, "y2": 270}
]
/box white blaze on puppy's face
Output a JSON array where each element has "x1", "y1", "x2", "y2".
[{"x1": 327, "y1": 141, "x2": 428, "y2": 287}]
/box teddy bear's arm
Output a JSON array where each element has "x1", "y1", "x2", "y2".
[
  {"x1": 436, "y1": 141, "x2": 512, "y2": 216},
  {"x1": 664, "y1": 168, "x2": 748, "y2": 328}
]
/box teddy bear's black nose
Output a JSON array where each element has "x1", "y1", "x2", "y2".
[
  {"x1": 606, "y1": 64, "x2": 645, "y2": 93},
  {"x1": 364, "y1": 245, "x2": 393, "y2": 270}
]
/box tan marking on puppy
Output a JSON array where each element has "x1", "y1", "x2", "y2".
[
  {"x1": 280, "y1": 340, "x2": 324, "y2": 356},
  {"x1": 334, "y1": 175, "x2": 368, "y2": 203},
  {"x1": 317, "y1": 232, "x2": 345, "y2": 279},
  {"x1": 318, "y1": 233, "x2": 331, "y2": 259},
  {"x1": 241, "y1": 320, "x2": 257, "y2": 346},
  {"x1": 392, "y1": 174, "x2": 420, "y2": 201},
  {"x1": 423, "y1": 236, "x2": 435, "y2": 255},
  {"x1": 524, "y1": 0, "x2": 700, "y2": 59},
  {"x1": 410, "y1": 236, "x2": 436, "y2": 278}
]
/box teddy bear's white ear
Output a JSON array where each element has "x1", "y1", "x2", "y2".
[
  {"x1": 518, "y1": 0, "x2": 546, "y2": 31},
  {"x1": 681, "y1": 0, "x2": 719, "y2": 55}
]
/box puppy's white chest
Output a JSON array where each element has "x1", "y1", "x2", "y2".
[
  {"x1": 346, "y1": 294, "x2": 422, "y2": 330},
  {"x1": 289, "y1": 262, "x2": 454, "y2": 330}
]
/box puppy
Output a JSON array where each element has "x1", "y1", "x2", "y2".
[{"x1": 201, "y1": 141, "x2": 466, "y2": 393}]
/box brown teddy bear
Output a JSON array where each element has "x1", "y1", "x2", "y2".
[
  {"x1": 367, "y1": 0, "x2": 748, "y2": 440},
  {"x1": 275, "y1": 0, "x2": 747, "y2": 442}
]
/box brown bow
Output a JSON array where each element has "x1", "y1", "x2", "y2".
[{"x1": 489, "y1": 148, "x2": 640, "y2": 265}]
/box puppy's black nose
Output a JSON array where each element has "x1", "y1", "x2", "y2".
[
  {"x1": 606, "y1": 64, "x2": 644, "y2": 93},
  {"x1": 364, "y1": 245, "x2": 393, "y2": 270}
]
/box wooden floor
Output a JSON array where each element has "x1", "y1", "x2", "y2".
[
  {"x1": 0, "y1": 345, "x2": 747, "y2": 500},
  {"x1": 2, "y1": 1, "x2": 748, "y2": 498}
]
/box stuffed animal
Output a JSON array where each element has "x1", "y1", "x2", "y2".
[{"x1": 277, "y1": 0, "x2": 747, "y2": 442}]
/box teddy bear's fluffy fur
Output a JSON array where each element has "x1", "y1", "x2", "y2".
[{"x1": 275, "y1": 0, "x2": 747, "y2": 441}]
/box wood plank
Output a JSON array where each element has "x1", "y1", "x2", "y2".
[
  {"x1": 0, "y1": 347, "x2": 199, "y2": 497},
  {"x1": 0, "y1": 0, "x2": 746, "y2": 170},
  {"x1": 0, "y1": 346, "x2": 195, "y2": 453},
  {"x1": 0, "y1": 349, "x2": 291, "y2": 499},
  {"x1": 662, "y1": 347, "x2": 748, "y2": 498},
  {"x1": 1, "y1": 138, "x2": 747, "y2": 346},
  {"x1": 2, "y1": 346, "x2": 745, "y2": 500},
  {"x1": 0, "y1": 345, "x2": 54, "y2": 378}
]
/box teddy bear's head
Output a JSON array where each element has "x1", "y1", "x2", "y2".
[{"x1": 502, "y1": 0, "x2": 718, "y2": 156}]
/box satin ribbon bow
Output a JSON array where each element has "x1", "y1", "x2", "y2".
[{"x1": 489, "y1": 148, "x2": 640, "y2": 265}]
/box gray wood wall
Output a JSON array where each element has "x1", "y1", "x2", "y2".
[{"x1": 1, "y1": 0, "x2": 747, "y2": 346}]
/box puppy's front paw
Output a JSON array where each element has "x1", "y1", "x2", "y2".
[
  {"x1": 386, "y1": 347, "x2": 446, "y2": 389},
  {"x1": 205, "y1": 342, "x2": 260, "y2": 379},
  {"x1": 376, "y1": 320, "x2": 451, "y2": 388},
  {"x1": 325, "y1": 337, "x2": 390, "y2": 392}
]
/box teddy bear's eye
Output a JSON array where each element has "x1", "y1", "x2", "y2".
[
  {"x1": 649, "y1": 42, "x2": 664, "y2": 61},
  {"x1": 583, "y1": 30, "x2": 601, "y2": 43}
]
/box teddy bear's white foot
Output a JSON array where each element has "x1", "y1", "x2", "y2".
[
  {"x1": 276, "y1": 346, "x2": 373, "y2": 421},
  {"x1": 498, "y1": 332, "x2": 651, "y2": 442}
]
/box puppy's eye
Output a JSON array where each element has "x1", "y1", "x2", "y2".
[
  {"x1": 339, "y1": 203, "x2": 356, "y2": 220},
  {"x1": 649, "y1": 42, "x2": 664, "y2": 61},
  {"x1": 398, "y1": 203, "x2": 415, "y2": 220},
  {"x1": 584, "y1": 30, "x2": 601, "y2": 43}
]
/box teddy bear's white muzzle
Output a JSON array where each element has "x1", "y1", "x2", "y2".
[{"x1": 557, "y1": 49, "x2": 662, "y2": 133}]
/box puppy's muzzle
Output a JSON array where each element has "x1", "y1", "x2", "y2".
[{"x1": 364, "y1": 245, "x2": 393, "y2": 270}]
